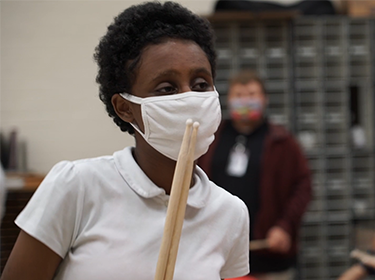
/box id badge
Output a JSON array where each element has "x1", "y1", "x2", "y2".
[{"x1": 226, "y1": 140, "x2": 250, "y2": 177}]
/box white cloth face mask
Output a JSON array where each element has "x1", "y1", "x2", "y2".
[{"x1": 120, "y1": 89, "x2": 222, "y2": 161}]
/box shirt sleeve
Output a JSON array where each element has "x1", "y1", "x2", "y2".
[
  {"x1": 15, "y1": 161, "x2": 83, "y2": 258},
  {"x1": 220, "y1": 199, "x2": 250, "y2": 278}
]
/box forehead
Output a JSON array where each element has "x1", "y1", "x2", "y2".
[
  {"x1": 230, "y1": 81, "x2": 264, "y2": 94},
  {"x1": 135, "y1": 39, "x2": 212, "y2": 79}
]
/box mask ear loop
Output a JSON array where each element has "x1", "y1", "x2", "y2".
[
  {"x1": 119, "y1": 92, "x2": 148, "y2": 138},
  {"x1": 119, "y1": 92, "x2": 143, "y2": 104}
]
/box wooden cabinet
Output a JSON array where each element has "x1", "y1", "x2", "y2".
[
  {"x1": 0, "y1": 173, "x2": 43, "y2": 272},
  {"x1": 1, "y1": 190, "x2": 35, "y2": 272}
]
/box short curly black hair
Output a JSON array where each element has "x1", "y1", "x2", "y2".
[{"x1": 94, "y1": 1, "x2": 217, "y2": 134}]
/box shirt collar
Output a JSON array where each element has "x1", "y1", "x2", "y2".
[{"x1": 114, "y1": 147, "x2": 210, "y2": 209}]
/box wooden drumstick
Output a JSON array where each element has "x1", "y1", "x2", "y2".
[
  {"x1": 164, "y1": 121, "x2": 199, "y2": 280},
  {"x1": 154, "y1": 119, "x2": 198, "y2": 280},
  {"x1": 249, "y1": 239, "x2": 270, "y2": 251},
  {"x1": 350, "y1": 249, "x2": 375, "y2": 268}
]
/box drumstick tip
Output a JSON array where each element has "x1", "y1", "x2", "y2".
[
  {"x1": 193, "y1": 122, "x2": 200, "y2": 128},
  {"x1": 186, "y1": 119, "x2": 193, "y2": 125}
]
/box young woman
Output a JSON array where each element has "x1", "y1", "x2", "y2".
[{"x1": 1, "y1": 2, "x2": 249, "y2": 280}]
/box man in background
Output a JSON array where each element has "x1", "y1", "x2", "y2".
[
  {"x1": 0, "y1": 163, "x2": 6, "y2": 221},
  {"x1": 0, "y1": 162, "x2": 6, "y2": 272},
  {"x1": 199, "y1": 70, "x2": 312, "y2": 280}
]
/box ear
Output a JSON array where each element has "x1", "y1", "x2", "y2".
[{"x1": 111, "y1": 94, "x2": 134, "y2": 123}]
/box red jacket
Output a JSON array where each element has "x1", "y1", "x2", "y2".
[{"x1": 198, "y1": 121, "x2": 312, "y2": 257}]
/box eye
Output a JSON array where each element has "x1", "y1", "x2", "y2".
[
  {"x1": 155, "y1": 83, "x2": 178, "y2": 95},
  {"x1": 191, "y1": 79, "x2": 212, "y2": 92}
]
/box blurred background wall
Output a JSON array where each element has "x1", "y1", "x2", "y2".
[{"x1": 0, "y1": 0, "x2": 344, "y2": 174}]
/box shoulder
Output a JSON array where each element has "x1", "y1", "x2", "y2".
[
  {"x1": 268, "y1": 123, "x2": 302, "y2": 149},
  {"x1": 268, "y1": 123, "x2": 292, "y2": 140},
  {"x1": 207, "y1": 182, "x2": 249, "y2": 248},
  {"x1": 208, "y1": 180, "x2": 248, "y2": 217},
  {"x1": 211, "y1": 182, "x2": 245, "y2": 204},
  {"x1": 195, "y1": 166, "x2": 248, "y2": 215},
  {"x1": 51, "y1": 154, "x2": 114, "y2": 176},
  {"x1": 69, "y1": 155, "x2": 115, "y2": 177},
  {"x1": 39, "y1": 154, "x2": 116, "y2": 193}
]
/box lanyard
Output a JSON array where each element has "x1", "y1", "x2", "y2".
[{"x1": 226, "y1": 135, "x2": 250, "y2": 177}]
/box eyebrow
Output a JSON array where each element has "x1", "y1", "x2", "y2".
[
  {"x1": 150, "y1": 70, "x2": 179, "y2": 83},
  {"x1": 150, "y1": 67, "x2": 212, "y2": 83},
  {"x1": 190, "y1": 67, "x2": 212, "y2": 77}
]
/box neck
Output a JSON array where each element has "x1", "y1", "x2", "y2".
[
  {"x1": 132, "y1": 133, "x2": 194, "y2": 195},
  {"x1": 232, "y1": 118, "x2": 264, "y2": 135}
]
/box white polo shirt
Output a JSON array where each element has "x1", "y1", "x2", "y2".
[{"x1": 16, "y1": 147, "x2": 249, "y2": 280}]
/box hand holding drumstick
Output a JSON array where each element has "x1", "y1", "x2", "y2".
[
  {"x1": 351, "y1": 249, "x2": 375, "y2": 268},
  {"x1": 250, "y1": 227, "x2": 291, "y2": 253}
]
